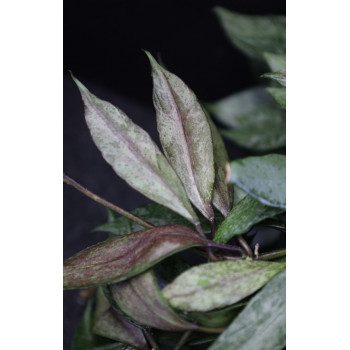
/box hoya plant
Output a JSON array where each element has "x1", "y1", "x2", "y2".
[{"x1": 64, "y1": 8, "x2": 286, "y2": 350}]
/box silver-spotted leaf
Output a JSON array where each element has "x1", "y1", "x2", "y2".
[
  {"x1": 267, "y1": 87, "x2": 286, "y2": 109},
  {"x1": 262, "y1": 69, "x2": 286, "y2": 86},
  {"x1": 209, "y1": 270, "x2": 286, "y2": 350},
  {"x1": 230, "y1": 154, "x2": 286, "y2": 208},
  {"x1": 214, "y1": 7, "x2": 286, "y2": 60},
  {"x1": 64, "y1": 225, "x2": 206, "y2": 289},
  {"x1": 110, "y1": 270, "x2": 199, "y2": 331},
  {"x1": 72, "y1": 76, "x2": 199, "y2": 225},
  {"x1": 162, "y1": 260, "x2": 285, "y2": 312},
  {"x1": 146, "y1": 52, "x2": 215, "y2": 221},
  {"x1": 214, "y1": 195, "x2": 284, "y2": 243}
]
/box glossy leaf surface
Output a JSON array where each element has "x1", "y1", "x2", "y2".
[
  {"x1": 72, "y1": 76, "x2": 198, "y2": 224},
  {"x1": 262, "y1": 69, "x2": 286, "y2": 86},
  {"x1": 214, "y1": 7, "x2": 286, "y2": 60},
  {"x1": 162, "y1": 260, "x2": 285, "y2": 312},
  {"x1": 110, "y1": 270, "x2": 199, "y2": 331},
  {"x1": 214, "y1": 195, "x2": 284, "y2": 243},
  {"x1": 146, "y1": 52, "x2": 215, "y2": 220},
  {"x1": 267, "y1": 87, "x2": 286, "y2": 109},
  {"x1": 209, "y1": 270, "x2": 286, "y2": 350},
  {"x1": 230, "y1": 154, "x2": 286, "y2": 208},
  {"x1": 64, "y1": 225, "x2": 205, "y2": 289}
]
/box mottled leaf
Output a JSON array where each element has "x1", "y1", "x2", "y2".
[
  {"x1": 205, "y1": 111, "x2": 232, "y2": 217},
  {"x1": 146, "y1": 52, "x2": 215, "y2": 221},
  {"x1": 267, "y1": 87, "x2": 286, "y2": 109},
  {"x1": 93, "y1": 288, "x2": 147, "y2": 349},
  {"x1": 263, "y1": 52, "x2": 286, "y2": 71},
  {"x1": 262, "y1": 69, "x2": 286, "y2": 86},
  {"x1": 214, "y1": 7, "x2": 286, "y2": 60},
  {"x1": 214, "y1": 195, "x2": 284, "y2": 243},
  {"x1": 230, "y1": 154, "x2": 286, "y2": 208},
  {"x1": 110, "y1": 270, "x2": 199, "y2": 331},
  {"x1": 162, "y1": 260, "x2": 285, "y2": 312},
  {"x1": 209, "y1": 270, "x2": 286, "y2": 350},
  {"x1": 72, "y1": 76, "x2": 198, "y2": 225},
  {"x1": 64, "y1": 225, "x2": 206, "y2": 289}
]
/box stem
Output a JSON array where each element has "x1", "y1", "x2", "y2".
[
  {"x1": 143, "y1": 329, "x2": 159, "y2": 350},
  {"x1": 197, "y1": 326, "x2": 226, "y2": 334},
  {"x1": 256, "y1": 249, "x2": 286, "y2": 261},
  {"x1": 207, "y1": 241, "x2": 244, "y2": 255},
  {"x1": 63, "y1": 173, "x2": 154, "y2": 229},
  {"x1": 236, "y1": 235, "x2": 253, "y2": 258},
  {"x1": 173, "y1": 331, "x2": 192, "y2": 350},
  {"x1": 195, "y1": 224, "x2": 219, "y2": 262},
  {"x1": 210, "y1": 219, "x2": 217, "y2": 239}
]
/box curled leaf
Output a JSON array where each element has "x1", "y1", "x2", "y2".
[
  {"x1": 64, "y1": 225, "x2": 206, "y2": 289},
  {"x1": 146, "y1": 52, "x2": 215, "y2": 221},
  {"x1": 162, "y1": 260, "x2": 285, "y2": 312},
  {"x1": 72, "y1": 75, "x2": 199, "y2": 225}
]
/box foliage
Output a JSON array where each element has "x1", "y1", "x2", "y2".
[{"x1": 64, "y1": 8, "x2": 286, "y2": 350}]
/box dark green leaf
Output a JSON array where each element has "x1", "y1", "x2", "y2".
[
  {"x1": 230, "y1": 154, "x2": 286, "y2": 209},
  {"x1": 146, "y1": 51, "x2": 215, "y2": 221},
  {"x1": 208, "y1": 270, "x2": 286, "y2": 350},
  {"x1": 110, "y1": 270, "x2": 199, "y2": 331},
  {"x1": 262, "y1": 69, "x2": 286, "y2": 86},
  {"x1": 263, "y1": 52, "x2": 286, "y2": 71},
  {"x1": 162, "y1": 260, "x2": 285, "y2": 312},
  {"x1": 214, "y1": 195, "x2": 284, "y2": 243},
  {"x1": 64, "y1": 225, "x2": 206, "y2": 289},
  {"x1": 233, "y1": 185, "x2": 247, "y2": 205},
  {"x1": 72, "y1": 76, "x2": 198, "y2": 225},
  {"x1": 267, "y1": 87, "x2": 286, "y2": 109},
  {"x1": 214, "y1": 7, "x2": 286, "y2": 60}
]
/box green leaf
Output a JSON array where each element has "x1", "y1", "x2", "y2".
[
  {"x1": 205, "y1": 111, "x2": 233, "y2": 217},
  {"x1": 230, "y1": 154, "x2": 286, "y2": 209},
  {"x1": 93, "y1": 288, "x2": 147, "y2": 349},
  {"x1": 146, "y1": 51, "x2": 215, "y2": 221},
  {"x1": 110, "y1": 270, "x2": 199, "y2": 331},
  {"x1": 208, "y1": 270, "x2": 286, "y2": 350},
  {"x1": 72, "y1": 75, "x2": 199, "y2": 225},
  {"x1": 214, "y1": 195, "x2": 284, "y2": 243},
  {"x1": 64, "y1": 225, "x2": 206, "y2": 289},
  {"x1": 214, "y1": 7, "x2": 286, "y2": 60},
  {"x1": 262, "y1": 69, "x2": 286, "y2": 86},
  {"x1": 263, "y1": 52, "x2": 286, "y2": 71},
  {"x1": 267, "y1": 87, "x2": 286, "y2": 109},
  {"x1": 233, "y1": 185, "x2": 247, "y2": 205},
  {"x1": 162, "y1": 260, "x2": 285, "y2": 312}
]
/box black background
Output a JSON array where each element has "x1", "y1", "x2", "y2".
[{"x1": 64, "y1": 1, "x2": 286, "y2": 348}]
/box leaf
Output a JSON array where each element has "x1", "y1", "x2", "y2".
[
  {"x1": 214, "y1": 7, "x2": 286, "y2": 60},
  {"x1": 205, "y1": 111, "x2": 232, "y2": 217},
  {"x1": 208, "y1": 270, "x2": 286, "y2": 350},
  {"x1": 146, "y1": 51, "x2": 215, "y2": 221},
  {"x1": 267, "y1": 87, "x2": 286, "y2": 109},
  {"x1": 262, "y1": 69, "x2": 286, "y2": 86},
  {"x1": 162, "y1": 260, "x2": 285, "y2": 312},
  {"x1": 230, "y1": 154, "x2": 286, "y2": 209},
  {"x1": 263, "y1": 52, "x2": 286, "y2": 71},
  {"x1": 110, "y1": 270, "x2": 199, "y2": 331},
  {"x1": 72, "y1": 75, "x2": 199, "y2": 225},
  {"x1": 233, "y1": 185, "x2": 247, "y2": 205},
  {"x1": 64, "y1": 225, "x2": 206, "y2": 289},
  {"x1": 93, "y1": 288, "x2": 147, "y2": 349},
  {"x1": 214, "y1": 195, "x2": 284, "y2": 243}
]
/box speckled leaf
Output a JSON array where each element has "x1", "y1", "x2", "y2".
[
  {"x1": 230, "y1": 154, "x2": 286, "y2": 208},
  {"x1": 267, "y1": 87, "x2": 286, "y2": 109},
  {"x1": 146, "y1": 52, "x2": 215, "y2": 221},
  {"x1": 93, "y1": 288, "x2": 147, "y2": 349},
  {"x1": 205, "y1": 111, "x2": 232, "y2": 217},
  {"x1": 214, "y1": 7, "x2": 286, "y2": 60},
  {"x1": 263, "y1": 52, "x2": 286, "y2": 71},
  {"x1": 262, "y1": 69, "x2": 286, "y2": 86},
  {"x1": 110, "y1": 269, "x2": 199, "y2": 331},
  {"x1": 208, "y1": 270, "x2": 286, "y2": 350},
  {"x1": 214, "y1": 195, "x2": 284, "y2": 243},
  {"x1": 64, "y1": 225, "x2": 206, "y2": 289},
  {"x1": 72, "y1": 76, "x2": 199, "y2": 225},
  {"x1": 162, "y1": 260, "x2": 285, "y2": 312}
]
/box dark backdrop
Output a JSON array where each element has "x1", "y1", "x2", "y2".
[{"x1": 64, "y1": 1, "x2": 286, "y2": 349}]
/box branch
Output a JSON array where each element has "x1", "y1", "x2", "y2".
[{"x1": 256, "y1": 249, "x2": 286, "y2": 261}]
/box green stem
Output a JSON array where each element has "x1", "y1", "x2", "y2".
[
  {"x1": 236, "y1": 235, "x2": 253, "y2": 258},
  {"x1": 173, "y1": 331, "x2": 192, "y2": 350},
  {"x1": 256, "y1": 249, "x2": 286, "y2": 261},
  {"x1": 63, "y1": 173, "x2": 154, "y2": 229},
  {"x1": 143, "y1": 329, "x2": 159, "y2": 350}
]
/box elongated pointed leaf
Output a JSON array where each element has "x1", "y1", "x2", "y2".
[
  {"x1": 214, "y1": 7, "x2": 286, "y2": 60},
  {"x1": 263, "y1": 52, "x2": 286, "y2": 71},
  {"x1": 110, "y1": 270, "x2": 199, "y2": 331},
  {"x1": 267, "y1": 87, "x2": 286, "y2": 109},
  {"x1": 146, "y1": 52, "x2": 215, "y2": 221},
  {"x1": 64, "y1": 225, "x2": 206, "y2": 289},
  {"x1": 205, "y1": 111, "x2": 232, "y2": 217},
  {"x1": 214, "y1": 195, "x2": 284, "y2": 243},
  {"x1": 72, "y1": 76, "x2": 199, "y2": 225},
  {"x1": 262, "y1": 69, "x2": 286, "y2": 86},
  {"x1": 93, "y1": 288, "x2": 147, "y2": 349},
  {"x1": 209, "y1": 270, "x2": 286, "y2": 350},
  {"x1": 162, "y1": 260, "x2": 285, "y2": 312},
  {"x1": 230, "y1": 154, "x2": 286, "y2": 208}
]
